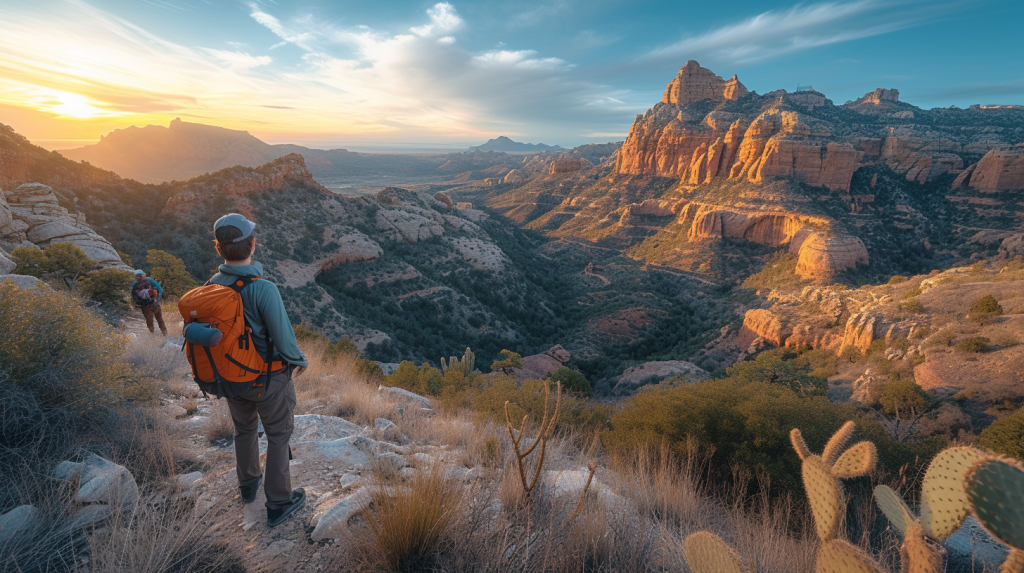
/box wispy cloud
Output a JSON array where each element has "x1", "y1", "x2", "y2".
[
  {"x1": 639, "y1": 0, "x2": 938, "y2": 67},
  {"x1": 0, "y1": 0, "x2": 627, "y2": 143}
]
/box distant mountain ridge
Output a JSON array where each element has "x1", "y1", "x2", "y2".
[{"x1": 470, "y1": 136, "x2": 563, "y2": 152}]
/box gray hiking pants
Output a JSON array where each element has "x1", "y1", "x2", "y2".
[{"x1": 226, "y1": 369, "x2": 296, "y2": 509}]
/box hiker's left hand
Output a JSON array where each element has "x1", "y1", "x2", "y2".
[{"x1": 293, "y1": 366, "x2": 306, "y2": 378}]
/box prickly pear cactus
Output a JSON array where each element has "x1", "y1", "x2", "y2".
[
  {"x1": 805, "y1": 455, "x2": 844, "y2": 541},
  {"x1": 791, "y1": 422, "x2": 877, "y2": 542},
  {"x1": 816, "y1": 539, "x2": 884, "y2": 573},
  {"x1": 832, "y1": 442, "x2": 878, "y2": 479},
  {"x1": 920, "y1": 446, "x2": 987, "y2": 539},
  {"x1": 902, "y1": 522, "x2": 944, "y2": 573},
  {"x1": 965, "y1": 456, "x2": 1024, "y2": 552},
  {"x1": 683, "y1": 531, "x2": 750, "y2": 573},
  {"x1": 874, "y1": 485, "x2": 915, "y2": 535}
]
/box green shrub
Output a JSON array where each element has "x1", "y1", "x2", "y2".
[
  {"x1": 603, "y1": 378, "x2": 846, "y2": 494},
  {"x1": 145, "y1": 250, "x2": 197, "y2": 298},
  {"x1": 472, "y1": 377, "x2": 609, "y2": 432},
  {"x1": 325, "y1": 336, "x2": 359, "y2": 362},
  {"x1": 12, "y1": 243, "x2": 94, "y2": 283},
  {"x1": 381, "y1": 361, "x2": 445, "y2": 396},
  {"x1": 969, "y1": 294, "x2": 1003, "y2": 321},
  {"x1": 355, "y1": 359, "x2": 384, "y2": 382},
  {"x1": 888, "y1": 275, "x2": 909, "y2": 284},
  {"x1": 741, "y1": 252, "x2": 801, "y2": 290},
  {"x1": 954, "y1": 336, "x2": 989, "y2": 353},
  {"x1": 926, "y1": 329, "x2": 956, "y2": 347},
  {"x1": 902, "y1": 287, "x2": 922, "y2": 300},
  {"x1": 548, "y1": 367, "x2": 591, "y2": 396},
  {"x1": 911, "y1": 327, "x2": 931, "y2": 340},
  {"x1": 294, "y1": 324, "x2": 327, "y2": 344},
  {"x1": 978, "y1": 409, "x2": 1024, "y2": 460},
  {"x1": 79, "y1": 269, "x2": 134, "y2": 308},
  {"x1": 900, "y1": 299, "x2": 924, "y2": 313}
]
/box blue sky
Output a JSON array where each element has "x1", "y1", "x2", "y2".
[{"x1": 0, "y1": 0, "x2": 1021, "y2": 150}]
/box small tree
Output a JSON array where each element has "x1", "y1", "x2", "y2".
[
  {"x1": 878, "y1": 379, "x2": 928, "y2": 419},
  {"x1": 11, "y1": 247, "x2": 48, "y2": 277},
  {"x1": 146, "y1": 249, "x2": 197, "y2": 298},
  {"x1": 491, "y1": 349, "x2": 523, "y2": 376},
  {"x1": 325, "y1": 336, "x2": 359, "y2": 362}
]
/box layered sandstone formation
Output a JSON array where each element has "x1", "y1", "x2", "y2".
[
  {"x1": 163, "y1": 154, "x2": 330, "y2": 212},
  {"x1": 0, "y1": 183, "x2": 128, "y2": 269},
  {"x1": 661, "y1": 60, "x2": 749, "y2": 105},
  {"x1": 614, "y1": 61, "x2": 1017, "y2": 191},
  {"x1": 952, "y1": 146, "x2": 1024, "y2": 191}
]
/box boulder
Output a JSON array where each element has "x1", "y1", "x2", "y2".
[
  {"x1": 1, "y1": 183, "x2": 128, "y2": 270},
  {"x1": 0, "y1": 250, "x2": 16, "y2": 274},
  {"x1": 614, "y1": 361, "x2": 709, "y2": 394},
  {"x1": 1000, "y1": 234, "x2": 1024, "y2": 259},
  {"x1": 75, "y1": 454, "x2": 139, "y2": 507},
  {"x1": 737, "y1": 309, "x2": 787, "y2": 347},
  {"x1": 794, "y1": 233, "x2": 868, "y2": 282},
  {"x1": 292, "y1": 414, "x2": 363, "y2": 441},
  {"x1": 0, "y1": 505, "x2": 41, "y2": 546},
  {"x1": 0, "y1": 274, "x2": 40, "y2": 289},
  {"x1": 292, "y1": 437, "x2": 371, "y2": 469},
  {"x1": 378, "y1": 385, "x2": 432, "y2": 408},
  {"x1": 542, "y1": 468, "x2": 620, "y2": 506},
  {"x1": 310, "y1": 487, "x2": 374, "y2": 540},
  {"x1": 67, "y1": 504, "x2": 110, "y2": 532},
  {"x1": 944, "y1": 516, "x2": 1009, "y2": 572},
  {"x1": 515, "y1": 345, "x2": 571, "y2": 380},
  {"x1": 377, "y1": 451, "x2": 409, "y2": 472},
  {"x1": 374, "y1": 418, "x2": 398, "y2": 431},
  {"x1": 175, "y1": 471, "x2": 203, "y2": 490}
]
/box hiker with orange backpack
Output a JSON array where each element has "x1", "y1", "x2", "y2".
[
  {"x1": 130, "y1": 269, "x2": 167, "y2": 335},
  {"x1": 178, "y1": 213, "x2": 308, "y2": 527}
]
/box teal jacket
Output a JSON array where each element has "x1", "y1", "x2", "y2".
[{"x1": 210, "y1": 262, "x2": 307, "y2": 368}]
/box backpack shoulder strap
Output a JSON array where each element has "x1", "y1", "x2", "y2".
[{"x1": 225, "y1": 275, "x2": 261, "y2": 294}]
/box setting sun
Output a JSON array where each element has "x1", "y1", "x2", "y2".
[{"x1": 38, "y1": 90, "x2": 109, "y2": 119}]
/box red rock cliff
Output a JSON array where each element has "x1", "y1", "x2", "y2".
[{"x1": 163, "y1": 153, "x2": 331, "y2": 212}]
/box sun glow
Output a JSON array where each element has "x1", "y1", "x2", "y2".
[{"x1": 36, "y1": 90, "x2": 111, "y2": 119}]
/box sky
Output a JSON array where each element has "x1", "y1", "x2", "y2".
[{"x1": 0, "y1": 0, "x2": 1021, "y2": 151}]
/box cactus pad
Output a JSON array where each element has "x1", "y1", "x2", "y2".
[
  {"x1": 965, "y1": 456, "x2": 1024, "y2": 551},
  {"x1": 823, "y1": 421, "x2": 858, "y2": 466},
  {"x1": 902, "y1": 522, "x2": 944, "y2": 573},
  {"x1": 998, "y1": 549, "x2": 1024, "y2": 573},
  {"x1": 920, "y1": 446, "x2": 988, "y2": 539},
  {"x1": 804, "y1": 455, "x2": 844, "y2": 541},
  {"x1": 831, "y1": 441, "x2": 877, "y2": 478},
  {"x1": 683, "y1": 531, "x2": 749, "y2": 573},
  {"x1": 816, "y1": 539, "x2": 884, "y2": 573},
  {"x1": 791, "y1": 428, "x2": 811, "y2": 460},
  {"x1": 874, "y1": 485, "x2": 915, "y2": 535}
]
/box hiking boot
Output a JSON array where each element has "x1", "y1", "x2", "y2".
[
  {"x1": 267, "y1": 489, "x2": 305, "y2": 527},
  {"x1": 240, "y1": 475, "x2": 262, "y2": 504}
]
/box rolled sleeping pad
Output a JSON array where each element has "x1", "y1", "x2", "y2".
[{"x1": 184, "y1": 323, "x2": 223, "y2": 347}]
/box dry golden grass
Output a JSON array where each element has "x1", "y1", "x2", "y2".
[
  {"x1": 349, "y1": 465, "x2": 464, "y2": 572},
  {"x1": 203, "y1": 401, "x2": 235, "y2": 444},
  {"x1": 86, "y1": 502, "x2": 246, "y2": 573}
]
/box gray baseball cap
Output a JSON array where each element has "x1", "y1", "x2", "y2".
[{"x1": 214, "y1": 213, "x2": 256, "y2": 242}]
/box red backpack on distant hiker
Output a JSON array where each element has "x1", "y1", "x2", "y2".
[
  {"x1": 131, "y1": 280, "x2": 158, "y2": 306},
  {"x1": 178, "y1": 276, "x2": 281, "y2": 398}
]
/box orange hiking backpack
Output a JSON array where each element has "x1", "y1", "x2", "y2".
[{"x1": 178, "y1": 276, "x2": 282, "y2": 398}]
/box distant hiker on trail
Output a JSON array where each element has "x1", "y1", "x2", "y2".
[
  {"x1": 178, "y1": 213, "x2": 308, "y2": 528},
  {"x1": 130, "y1": 269, "x2": 167, "y2": 335}
]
